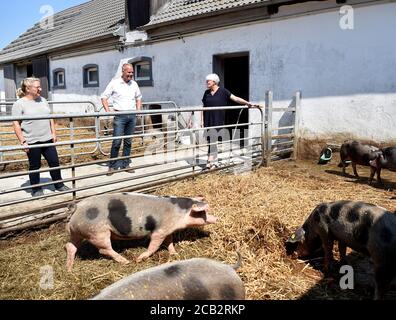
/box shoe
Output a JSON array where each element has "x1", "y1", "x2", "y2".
[
  {"x1": 107, "y1": 168, "x2": 116, "y2": 176},
  {"x1": 213, "y1": 162, "x2": 222, "y2": 168},
  {"x1": 205, "y1": 163, "x2": 214, "y2": 170},
  {"x1": 56, "y1": 185, "x2": 70, "y2": 192},
  {"x1": 32, "y1": 189, "x2": 44, "y2": 197}
]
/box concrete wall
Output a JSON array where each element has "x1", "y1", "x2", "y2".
[{"x1": 48, "y1": 1, "x2": 396, "y2": 154}]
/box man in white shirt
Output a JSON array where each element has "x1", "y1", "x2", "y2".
[{"x1": 101, "y1": 63, "x2": 142, "y2": 175}]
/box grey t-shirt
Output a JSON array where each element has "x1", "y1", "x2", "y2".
[{"x1": 12, "y1": 97, "x2": 53, "y2": 144}]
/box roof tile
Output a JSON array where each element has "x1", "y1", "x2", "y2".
[
  {"x1": 0, "y1": 0, "x2": 125, "y2": 64},
  {"x1": 147, "y1": 0, "x2": 269, "y2": 26}
]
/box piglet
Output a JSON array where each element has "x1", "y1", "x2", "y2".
[{"x1": 65, "y1": 192, "x2": 217, "y2": 271}]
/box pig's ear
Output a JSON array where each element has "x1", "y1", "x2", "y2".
[
  {"x1": 194, "y1": 195, "x2": 206, "y2": 202},
  {"x1": 191, "y1": 202, "x2": 209, "y2": 213},
  {"x1": 287, "y1": 227, "x2": 305, "y2": 243}
]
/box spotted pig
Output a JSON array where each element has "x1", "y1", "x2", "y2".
[
  {"x1": 338, "y1": 140, "x2": 380, "y2": 183},
  {"x1": 91, "y1": 255, "x2": 245, "y2": 300},
  {"x1": 369, "y1": 147, "x2": 396, "y2": 183},
  {"x1": 286, "y1": 200, "x2": 396, "y2": 299},
  {"x1": 65, "y1": 192, "x2": 217, "y2": 271}
]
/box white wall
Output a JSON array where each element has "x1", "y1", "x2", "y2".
[
  {"x1": 0, "y1": 68, "x2": 5, "y2": 100},
  {"x1": 49, "y1": 1, "x2": 396, "y2": 148}
]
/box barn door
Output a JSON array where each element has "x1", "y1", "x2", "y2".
[
  {"x1": 3, "y1": 64, "x2": 16, "y2": 100},
  {"x1": 32, "y1": 56, "x2": 49, "y2": 98}
]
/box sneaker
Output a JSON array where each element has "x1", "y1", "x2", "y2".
[
  {"x1": 107, "y1": 167, "x2": 116, "y2": 176},
  {"x1": 56, "y1": 185, "x2": 70, "y2": 192},
  {"x1": 32, "y1": 189, "x2": 44, "y2": 197}
]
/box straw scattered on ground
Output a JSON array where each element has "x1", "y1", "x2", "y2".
[{"x1": 1, "y1": 158, "x2": 395, "y2": 300}]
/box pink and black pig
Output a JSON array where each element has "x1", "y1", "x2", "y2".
[
  {"x1": 286, "y1": 200, "x2": 396, "y2": 299},
  {"x1": 91, "y1": 255, "x2": 245, "y2": 300},
  {"x1": 65, "y1": 192, "x2": 217, "y2": 271}
]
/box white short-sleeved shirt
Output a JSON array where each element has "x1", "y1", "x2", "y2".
[{"x1": 101, "y1": 78, "x2": 142, "y2": 111}]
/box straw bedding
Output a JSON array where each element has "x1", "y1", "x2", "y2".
[{"x1": 1, "y1": 158, "x2": 395, "y2": 300}]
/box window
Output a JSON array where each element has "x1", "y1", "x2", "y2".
[
  {"x1": 128, "y1": 57, "x2": 153, "y2": 87},
  {"x1": 135, "y1": 61, "x2": 151, "y2": 81},
  {"x1": 53, "y1": 68, "x2": 66, "y2": 89},
  {"x1": 83, "y1": 64, "x2": 99, "y2": 87}
]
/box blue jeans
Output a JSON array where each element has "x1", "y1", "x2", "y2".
[{"x1": 109, "y1": 114, "x2": 137, "y2": 169}]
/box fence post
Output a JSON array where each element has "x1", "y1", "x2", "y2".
[
  {"x1": 94, "y1": 111, "x2": 101, "y2": 156},
  {"x1": 292, "y1": 91, "x2": 301, "y2": 161},
  {"x1": 69, "y1": 117, "x2": 76, "y2": 200},
  {"x1": 265, "y1": 91, "x2": 273, "y2": 167}
]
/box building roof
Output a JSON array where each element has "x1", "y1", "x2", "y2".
[
  {"x1": 145, "y1": 0, "x2": 270, "y2": 28},
  {"x1": 0, "y1": 0, "x2": 125, "y2": 64}
]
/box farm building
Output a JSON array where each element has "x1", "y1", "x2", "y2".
[{"x1": 0, "y1": 0, "x2": 395, "y2": 155}]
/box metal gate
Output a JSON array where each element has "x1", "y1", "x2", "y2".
[{"x1": 0, "y1": 92, "x2": 301, "y2": 234}]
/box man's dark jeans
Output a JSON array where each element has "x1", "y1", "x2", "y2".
[{"x1": 109, "y1": 114, "x2": 137, "y2": 169}]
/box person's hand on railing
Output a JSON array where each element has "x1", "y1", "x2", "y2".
[{"x1": 247, "y1": 103, "x2": 263, "y2": 109}]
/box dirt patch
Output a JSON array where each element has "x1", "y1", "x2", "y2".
[{"x1": 0, "y1": 159, "x2": 395, "y2": 300}]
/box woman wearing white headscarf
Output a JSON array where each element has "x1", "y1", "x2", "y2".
[{"x1": 202, "y1": 73, "x2": 252, "y2": 169}]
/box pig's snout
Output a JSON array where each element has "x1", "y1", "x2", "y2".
[{"x1": 206, "y1": 214, "x2": 218, "y2": 224}]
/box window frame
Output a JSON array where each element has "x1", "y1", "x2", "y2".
[
  {"x1": 52, "y1": 68, "x2": 66, "y2": 89},
  {"x1": 128, "y1": 57, "x2": 153, "y2": 87},
  {"x1": 83, "y1": 64, "x2": 99, "y2": 88}
]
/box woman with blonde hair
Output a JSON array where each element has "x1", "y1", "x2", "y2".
[{"x1": 12, "y1": 77, "x2": 69, "y2": 197}]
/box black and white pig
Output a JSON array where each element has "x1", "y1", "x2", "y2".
[
  {"x1": 286, "y1": 200, "x2": 396, "y2": 299},
  {"x1": 91, "y1": 255, "x2": 245, "y2": 300},
  {"x1": 369, "y1": 147, "x2": 396, "y2": 184},
  {"x1": 65, "y1": 193, "x2": 217, "y2": 271},
  {"x1": 338, "y1": 140, "x2": 380, "y2": 183}
]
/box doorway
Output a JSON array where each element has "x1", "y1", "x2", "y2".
[{"x1": 213, "y1": 52, "x2": 249, "y2": 145}]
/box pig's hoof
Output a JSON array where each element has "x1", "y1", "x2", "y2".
[{"x1": 136, "y1": 252, "x2": 150, "y2": 262}]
